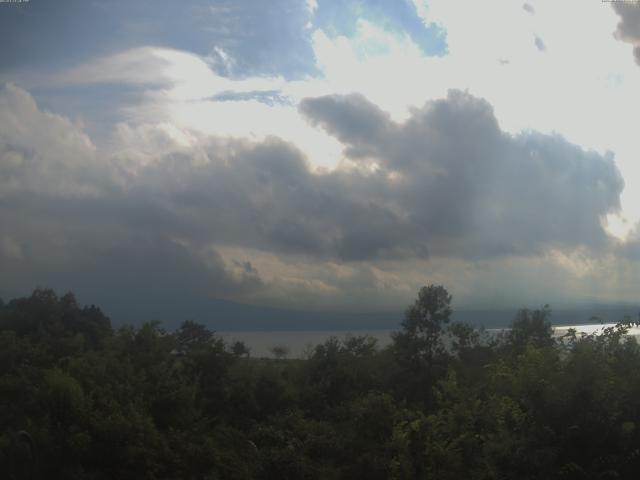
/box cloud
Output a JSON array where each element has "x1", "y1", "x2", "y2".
[
  {"x1": 3, "y1": 0, "x2": 640, "y2": 315},
  {"x1": 406, "y1": 0, "x2": 640, "y2": 246},
  {"x1": 0, "y1": 83, "x2": 632, "y2": 311},
  {"x1": 0, "y1": 232, "x2": 266, "y2": 315},
  {"x1": 301, "y1": 90, "x2": 624, "y2": 258},
  {"x1": 612, "y1": 2, "x2": 640, "y2": 64},
  {"x1": 0, "y1": 84, "x2": 264, "y2": 305},
  {"x1": 118, "y1": 134, "x2": 428, "y2": 262},
  {"x1": 300, "y1": 92, "x2": 392, "y2": 156},
  {"x1": 0, "y1": 83, "x2": 103, "y2": 197},
  {"x1": 57, "y1": 47, "x2": 285, "y2": 102},
  {"x1": 619, "y1": 223, "x2": 640, "y2": 260},
  {"x1": 48, "y1": 46, "x2": 345, "y2": 169}
]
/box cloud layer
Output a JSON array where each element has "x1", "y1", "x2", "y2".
[
  {"x1": 2, "y1": 0, "x2": 640, "y2": 317},
  {"x1": 0, "y1": 83, "x2": 631, "y2": 311},
  {"x1": 301, "y1": 91, "x2": 623, "y2": 258}
]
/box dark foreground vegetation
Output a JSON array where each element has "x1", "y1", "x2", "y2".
[{"x1": 2, "y1": 286, "x2": 640, "y2": 479}]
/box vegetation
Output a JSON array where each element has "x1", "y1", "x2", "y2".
[{"x1": 1, "y1": 286, "x2": 640, "y2": 479}]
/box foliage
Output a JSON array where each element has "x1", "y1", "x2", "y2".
[
  {"x1": 393, "y1": 284, "x2": 453, "y2": 364},
  {"x1": 1, "y1": 287, "x2": 640, "y2": 479}
]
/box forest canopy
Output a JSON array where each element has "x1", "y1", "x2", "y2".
[{"x1": 1, "y1": 286, "x2": 640, "y2": 479}]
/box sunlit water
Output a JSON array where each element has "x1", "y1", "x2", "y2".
[{"x1": 221, "y1": 323, "x2": 640, "y2": 358}]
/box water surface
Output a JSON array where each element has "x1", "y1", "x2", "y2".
[{"x1": 222, "y1": 322, "x2": 640, "y2": 358}]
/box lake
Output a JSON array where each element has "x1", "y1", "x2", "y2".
[{"x1": 221, "y1": 322, "x2": 640, "y2": 358}]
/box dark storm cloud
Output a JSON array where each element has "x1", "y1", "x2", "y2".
[
  {"x1": 612, "y1": 2, "x2": 640, "y2": 64},
  {"x1": 122, "y1": 137, "x2": 428, "y2": 261},
  {"x1": 0, "y1": 83, "x2": 264, "y2": 302},
  {"x1": 0, "y1": 83, "x2": 422, "y2": 308},
  {"x1": 0, "y1": 229, "x2": 262, "y2": 302},
  {"x1": 0, "y1": 84, "x2": 627, "y2": 305},
  {"x1": 300, "y1": 90, "x2": 624, "y2": 257},
  {"x1": 301, "y1": 93, "x2": 392, "y2": 159}
]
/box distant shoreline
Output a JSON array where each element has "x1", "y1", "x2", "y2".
[{"x1": 221, "y1": 322, "x2": 640, "y2": 358}]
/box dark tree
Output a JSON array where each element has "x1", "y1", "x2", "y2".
[
  {"x1": 175, "y1": 320, "x2": 216, "y2": 354},
  {"x1": 269, "y1": 345, "x2": 290, "y2": 359},
  {"x1": 231, "y1": 340, "x2": 250, "y2": 358},
  {"x1": 393, "y1": 284, "x2": 453, "y2": 363},
  {"x1": 506, "y1": 305, "x2": 554, "y2": 351},
  {"x1": 3, "y1": 287, "x2": 640, "y2": 479}
]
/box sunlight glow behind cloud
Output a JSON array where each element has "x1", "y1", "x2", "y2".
[{"x1": 2, "y1": 0, "x2": 640, "y2": 314}]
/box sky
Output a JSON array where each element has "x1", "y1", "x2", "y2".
[{"x1": 1, "y1": 0, "x2": 640, "y2": 324}]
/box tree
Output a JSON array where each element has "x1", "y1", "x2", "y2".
[
  {"x1": 393, "y1": 285, "x2": 453, "y2": 364},
  {"x1": 505, "y1": 305, "x2": 554, "y2": 352},
  {"x1": 174, "y1": 320, "x2": 216, "y2": 354},
  {"x1": 231, "y1": 340, "x2": 250, "y2": 358},
  {"x1": 269, "y1": 345, "x2": 290, "y2": 360}
]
